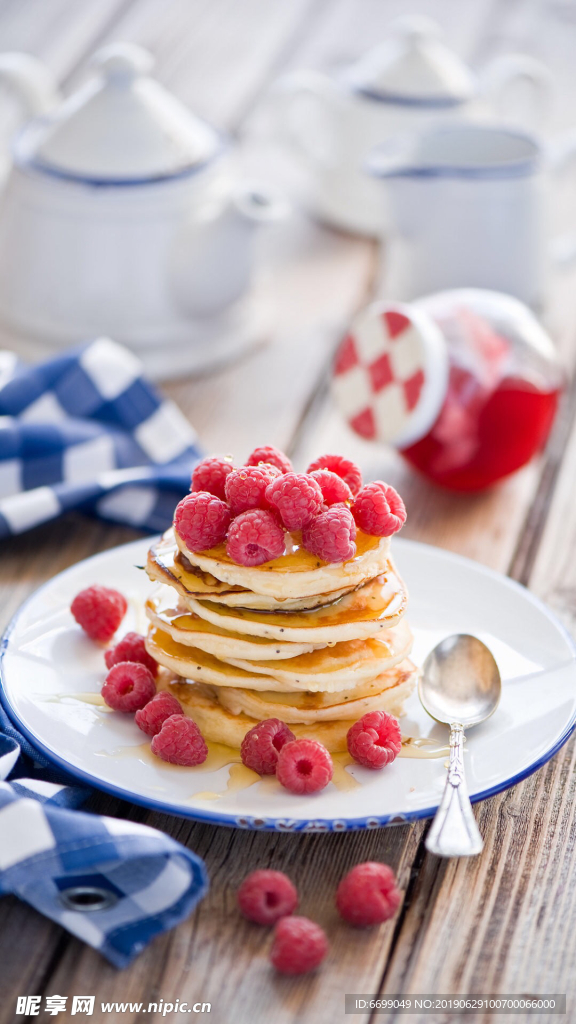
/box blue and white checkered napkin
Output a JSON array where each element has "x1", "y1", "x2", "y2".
[
  {"x1": 0, "y1": 338, "x2": 202, "y2": 538},
  {"x1": 0, "y1": 706, "x2": 208, "y2": 968}
]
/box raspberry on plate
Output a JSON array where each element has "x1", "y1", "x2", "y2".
[
  {"x1": 265, "y1": 472, "x2": 323, "y2": 530},
  {"x1": 191, "y1": 455, "x2": 234, "y2": 500},
  {"x1": 302, "y1": 505, "x2": 356, "y2": 564},
  {"x1": 352, "y1": 481, "x2": 407, "y2": 537},
  {"x1": 240, "y1": 718, "x2": 295, "y2": 774},
  {"x1": 174, "y1": 491, "x2": 231, "y2": 552},
  {"x1": 225, "y1": 464, "x2": 280, "y2": 515},
  {"x1": 246, "y1": 445, "x2": 293, "y2": 474},
  {"x1": 270, "y1": 916, "x2": 328, "y2": 975},
  {"x1": 347, "y1": 710, "x2": 402, "y2": 768},
  {"x1": 101, "y1": 661, "x2": 156, "y2": 713},
  {"x1": 306, "y1": 454, "x2": 363, "y2": 496},
  {"x1": 105, "y1": 632, "x2": 157, "y2": 675},
  {"x1": 336, "y1": 862, "x2": 401, "y2": 927},
  {"x1": 308, "y1": 468, "x2": 352, "y2": 506},
  {"x1": 226, "y1": 509, "x2": 285, "y2": 566},
  {"x1": 237, "y1": 870, "x2": 298, "y2": 925},
  {"x1": 151, "y1": 714, "x2": 208, "y2": 766},
  {"x1": 71, "y1": 585, "x2": 127, "y2": 643},
  {"x1": 276, "y1": 738, "x2": 333, "y2": 794},
  {"x1": 135, "y1": 691, "x2": 183, "y2": 736}
]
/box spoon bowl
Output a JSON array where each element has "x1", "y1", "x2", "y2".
[{"x1": 419, "y1": 633, "x2": 502, "y2": 728}]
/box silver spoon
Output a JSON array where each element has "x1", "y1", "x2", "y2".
[{"x1": 419, "y1": 634, "x2": 501, "y2": 858}]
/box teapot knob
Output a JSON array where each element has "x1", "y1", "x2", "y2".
[
  {"x1": 390, "y1": 14, "x2": 442, "y2": 42},
  {"x1": 92, "y1": 42, "x2": 154, "y2": 83}
]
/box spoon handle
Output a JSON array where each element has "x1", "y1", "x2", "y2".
[{"x1": 425, "y1": 723, "x2": 483, "y2": 858}]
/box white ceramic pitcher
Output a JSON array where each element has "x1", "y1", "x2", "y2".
[{"x1": 275, "y1": 16, "x2": 551, "y2": 236}]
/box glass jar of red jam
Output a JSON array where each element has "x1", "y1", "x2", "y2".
[{"x1": 333, "y1": 289, "x2": 563, "y2": 492}]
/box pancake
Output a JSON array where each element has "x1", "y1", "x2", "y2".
[
  {"x1": 147, "y1": 532, "x2": 357, "y2": 611},
  {"x1": 156, "y1": 660, "x2": 418, "y2": 752},
  {"x1": 146, "y1": 617, "x2": 413, "y2": 692},
  {"x1": 146, "y1": 588, "x2": 322, "y2": 661},
  {"x1": 186, "y1": 565, "x2": 407, "y2": 643},
  {"x1": 174, "y1": 528, "x2": 391, "y2": 600}
]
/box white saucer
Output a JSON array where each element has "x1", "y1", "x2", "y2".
[{"x1": 1, "y1": 537, "x2": 575, "y2": 832}]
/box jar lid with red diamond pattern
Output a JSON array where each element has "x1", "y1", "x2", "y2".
[{"x1": 332, "y1": 300, "x2": 450, "y2": 448}]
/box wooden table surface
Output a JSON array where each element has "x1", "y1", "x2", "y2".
[{"x1": 1, "y1": 1, "x2": 576, "y2": 1021}]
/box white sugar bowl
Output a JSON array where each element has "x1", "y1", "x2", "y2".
[
  {"x1": 274, "y1": 16, "x2": 550, "y2": 236},
  {"x1": 0, "y1": 44, "x2": 286, "y2": 378}
]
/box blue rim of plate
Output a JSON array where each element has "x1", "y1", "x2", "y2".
[{"x1": 1, "y1": 537, "x2": 576, "y2": 832}]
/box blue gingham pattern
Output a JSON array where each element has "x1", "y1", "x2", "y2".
[
  {"x1": 0, "y1": 339, "x2": 202, "y2": 538},
  {"x1": 0, "y1": 709, "x2": 208, "y2": 968}
]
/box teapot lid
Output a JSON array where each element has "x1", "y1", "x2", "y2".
[
  {"x1": 332, "y1": 301, "x2": 449, "y2": 448},
  {"x1": 343, "y1": 16, "x2": 476, "y2": 104},
  {"x1": 15, "y1": 43, "x2": 223, "y2": 182}
]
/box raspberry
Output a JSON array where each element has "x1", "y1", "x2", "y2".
[
  {"x1": 135, "y1": 692, "x2": 183, "y2": 736},
  {"x1": 71, "y1": 585, "x2": 127, "y2": 643},
  {"x1": 105, "y1": 632, "x2": 158, "y2": 675},
  {"x1": 246, "y1": 445, "x2": 292, "y2": 474},
  {"x1": 265, "y1": 472, "x2": 323, "y2": 531},
  {"x1": 101, "y1": 661, "x2": 156, "y2": 713},
  {"x1": 308, "y1": 468, "x2": 352, "y2": 505},
  {"x1": 151, "y1": 714, "x2": 208, "y2": 766},
  {"x1": 226, "y1": 509, "x2": 285, "y2": 566},
  {"x1": 276, "y1": 739, "x2": 333, "y2": 794},
  {"x1": 237, "y1": 870, "x2": 298, "y2": 925},
  {"x1": 306, "y1": 454, "x2": 363, "y2": 496},
  {"x1": 191, "y1": 455, "x2": 233, "y2": 500},
  {"x1": 301, "y1": 505, "x2": 356, "y2": 563},
  {"x1": 346, "y1": 710, "x2": 402, "y2": 768},
  {"x1": 336, "y1": 862, "x2": 401, "y2": 927},
  {"x1": 224, "y1": 464, "x2": 280, "y2": 515},
  {"x1": 352, "y1": 481, "x2": 406, "y2": 537},
  {"x1": 270, "y1": 917, "x2": 328, "y2": 975},
  {"x1": 240, "y1": 718, "x2": 295, "y2": 775},
  {"x1": 174, "y1": 491, "x2": 231, "y2": 552}
]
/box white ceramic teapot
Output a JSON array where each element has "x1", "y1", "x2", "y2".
[
  {"x1": 274, "y1": 16, "x2": 550, "y2": 236},
  {"x1": 0, "y1": 44, "x2": 286, "y2": 378}
]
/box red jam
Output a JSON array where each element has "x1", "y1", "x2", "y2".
[{"x1": 401, "y1": 368, "x2": 560, "y2": 491}]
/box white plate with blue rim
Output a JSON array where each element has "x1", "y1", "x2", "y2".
[{"x1": 1, "y1": 536, "x2": 575, "y2": 832}]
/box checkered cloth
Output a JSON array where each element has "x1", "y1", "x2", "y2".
[
  {"x1": 0, "y1": 707, "x2": 208, "y2": 968},
  {"x1": 0, "y1": 338, "x2": 202, "y2": 538}
]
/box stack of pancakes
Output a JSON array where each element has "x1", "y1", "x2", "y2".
[{"x1": 144, "y1": 527, "x2": 418, "y2": 753}]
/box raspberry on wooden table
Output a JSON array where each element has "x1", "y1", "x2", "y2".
[
  {"x1": 174, "y1": 491, "x2": 231, "y2": 551},
  {"x1": 191, "y1": 455, "x2": 234, "y2": 500},
  {"x1": 336, "y1": 862, "x2": 401, "y2": 927},
  {"x1": 308, "y1": 468, "x2": 353, "y2": 505},
  {"x1": 71, "y1": 585, "x2": 127, "y2": 643},
  {"x1": 265, "y1": 472, "x2": 323, "y2": 530},
  {"x1": 237, "y1": 870, "x2": 298, "y2": 925},
  {"x1": 105, "y1": 632, "x2": 158, "y2": 675},
  {"x1": 276, "y1": 738, "x2": 333, "y2": 794},
  {"x1": 346, "y1": 710, "x2": 402, "y2": 768},
  {"x1": 306, "y1": 454, "x2": 363, "y2": 496},
  {"x1": 246, "y1": 445, "x2": 293, "y2": 474},
  {"x1": 270, "y1": 916, "x2": 329, "y2": 975},
  {"x1": 151, "y1": 715, "x2": 208, "y2": 766},
  {"x1": 352, "y1": 481, "x2": 406, "y2": 536},
  {"x1": 101, "y1": 661, "x2": 156, "y2": 713},
  {"x1": 226, "y1": 509, "x2": 285, "y2": 566},
  {"x1": 225, "y1": 464, "x2": 280, "y2": 515},
  {"x1": 302, "y1": 505, "x2": 356, "y2": 563},
  {"x1": 240, "y1": 718, "x2": 295, "y2": 775},
  {"x1": 135, "y1": 691, "x2": 183, "y2": 736}
]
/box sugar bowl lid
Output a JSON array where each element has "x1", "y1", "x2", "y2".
[
  {"x1": 343, "y1": 16, "x2": 476, "y2": 104},
  {"x1": 332, "y1": 301, "x2": 449, "y2": 448},
  {"x1": 16, "y1": 43, "x2": 222, "y2": 182}
]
